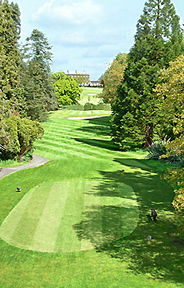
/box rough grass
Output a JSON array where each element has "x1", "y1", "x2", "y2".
[{"x1": 0, "y1": 109, "x2": 184, "y2": 288}]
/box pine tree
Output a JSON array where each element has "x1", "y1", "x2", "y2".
[
  {"x1": 111, "y1": 0, "x2": 184, "y2": 148},
  {"x1": 22, "y1": 29, "x2": 58, "y2": 121},
  {"x1": 0, "y1": 0, "x2": 25, "y2": 115}
]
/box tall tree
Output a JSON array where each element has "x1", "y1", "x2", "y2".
[
  {"x1": 111, "y1": 0, "x2": 184, "y2": 148},
  {"x1": 156, "y1": 54, "x2": 184, "y2": 233},
  {"x1": 22, "y1": 29, "x2": 58, "y2": 121},
  {"x1": 0, "y1": 0, "x2": 25, "y2": 115},
  {"x1": 101, "y1": 53, "x2": 127, "y2": 105}
]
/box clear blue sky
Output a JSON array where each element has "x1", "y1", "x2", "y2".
[{"x1": 14, "y1": 0, "x2": 184, "y2": 80}]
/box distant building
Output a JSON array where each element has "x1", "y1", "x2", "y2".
[
  {"x1": 65, "y1": 70, "x2": 103, "y2": 87},
  {"x1": 66, "y1": 70, "x2": 90, "y2": 86}
]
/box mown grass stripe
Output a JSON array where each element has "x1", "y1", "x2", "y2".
[
  {"x1": 6, "y1": 183, "x2": 52, "y2": 249},
  {"x1": 35, "y1": 143, "x2": 97, "y2": 160},
  {"x1": 0, "y1": 188, "x2": 35, "y2": 244},
  {"x1": 54, "y1": 181, "x2": 84, "y2": 252},
  {"x1": 82, "y1": 182, "x2": 103, "y2": 249},
  {"x1": 61, "y1": 181, "x2": 84, "y2": 252},
  {"x1": 36, "y1": 136, "x2": 124, "y2": 160},
  {"x1": 30, "y1": 182, "x2": 69, "y2": 253},
  {"x1": 36, "y1": 138, "x2": 118, "y2": 159}
]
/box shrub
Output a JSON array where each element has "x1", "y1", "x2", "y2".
[
  {"x1": 147, "y1": 138, "x2": 169, "y2": 160},
  {"x1": 0, "y1": 116, "x2": 44, "y2": 160},
  {"x1": 84, "y1": 103, "x2": 95, "y2": 111}
]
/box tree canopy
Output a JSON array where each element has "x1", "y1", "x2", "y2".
[
  {"x1": 101, "y1": 53, "x2": 127, "y2": 105},
  {"x1": 111, "y1": 0, "x2": 184, "y2": 149},
  {"x1": 0, "y1": 115, "x2": 44, "y2": 160},
  {"x1": 0, "y1": 0, "x2": 25, "y2": 114},
  {"x1": 156, "y1": 54, "x2": 184, "y2": 218},
  {"x1": 53, "y1": 72, "x2": 82, "y2": 106},
  {"x1": 22, "y1": 29, "x2": 58, "y2": 121}
]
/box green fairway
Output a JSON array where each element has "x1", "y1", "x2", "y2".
[
  {"x1": 0, "y1": 109, "x2": 183, "y2": 288},
  {"x1": 79, "y1": 87, "x2": 103, "y2": 105}
]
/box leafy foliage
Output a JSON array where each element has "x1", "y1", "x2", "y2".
[
  {"x1": 154, "y1": 54, "x2": 184, "y2": 231},
  {"x1": 0, "y1": 115, "x2": 44, "y2": 160},
  {"x1": 0, "y1": 0, "x2": 25, "y2": 114},
  {"x1": 53, "y1": 72, "x2": 82, "y2": 106},
  {"x1": 155, "y1": 54, "x2": 184, "y2": 139},
  {"x1": 111, "y1": 0, "x2": 184, "y2": 148},
  {"x1": 101, "y1": 53, "x2": 127, "y2": 104},
  {"x1": 147, "y1": 138, "x2": 168, "y2": 160}
]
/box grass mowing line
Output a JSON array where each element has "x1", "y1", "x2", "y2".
[
  {"x1": 0, "y1": 188, "x2": 35, "y2": 244},
  {"x1": 82, "y1": 184, "x2": 103, "y2": 249},
  {"x1": 9, "y1": 183, "x2": 52, "y2": 249},
  {"x1": 2, "y1": 109, "x2": 182, "y2": 287},
  {"x1": 81, "y1": 182, "x2": 139, "y2": 248},
  {"x1": 36, "y1": 138, "x2": 119, "y2": 160},
  {"x1": 42, "y1": 129, "x2": 110, "y2": 142},
  {"x1": 44, "y1": 125, "x2": 111, "y2": 140},
  {"x1": 36, "y1": 143, "x2": 98, "y2": 160},
  {"x1": 30, "y1": 182, "x2": 69, "y2": 253},
  {"x1": 56, "y1": 181, "x2": 86, "y2": 253},
  {"x1": 0, "y1": 180, "x2": 139, "y2": 254},
  {"x1": 0, "y1": 184, "x2": 51, "y2": 249}
]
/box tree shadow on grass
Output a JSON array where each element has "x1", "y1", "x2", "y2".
[
  {"x1": 73, "y1": 159, "x2": 184, "y2": 284},
  {"x1": 74, "y1": 138, "x2": 120, "y2": 151},
  {"x1": 73, "y1": 205, "x2": 126, "y2": 248},
  {"x1": 87, "y1": 116, "x2": 111, "y2": 127},
  {"x1": 76, "y1": 116, "x2": 111, "y2": 137},
  {"x1": 76, "y1": 125, "x2": 110, "y2": 137}
]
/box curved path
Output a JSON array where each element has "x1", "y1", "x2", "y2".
[{"x1": 0, "y1": 154, "x2": 49, "y2": 180}]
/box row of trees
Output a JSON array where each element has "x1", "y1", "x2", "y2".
[
  {"x1": 0, "y1": 1, "x2": 55, "y2": 160},
  {"x1": 101, "y1": 0, "x2": 184, "y2": 223},
  {"x1": 111, "y1": 0, "x2": 183, "y2": 148},
  {"x1": 0, "y1": 0, "x2": 81, "y2": 160}
]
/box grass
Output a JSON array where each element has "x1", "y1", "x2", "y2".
[
  {"x1": 79, "y1": 87, "x2": 103, "y2": 105},
  {"x1": 0, "y1": 109, "x2": 184, "y2": 287},
  {"x1": 0, "y1": 158, "x2": 31, "y2": 168},
  {"x1": 0, "y1": 180, "x2": 139, "y2": 253}
]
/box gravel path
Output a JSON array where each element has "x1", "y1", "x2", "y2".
[{"x1": 0, "y1": 154, "x2": 49, "y2": 180}]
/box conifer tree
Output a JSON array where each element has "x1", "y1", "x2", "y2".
[
  {"x1": 0, "y1": 0, "x2": 25, "y2": 115},
  {"x1": 22, "y1": 29, "x2": 58, "y2": 121},
  {"x1": 111, "y1": 0, "x2": 184, "y2": 148}
]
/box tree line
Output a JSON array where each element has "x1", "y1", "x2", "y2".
[
  {"x1": 0, "y1": 0, "x2": 81, "y2": 161},
  {"x1": 101, "y1": 0, "x2": 184, "y2": 229}
]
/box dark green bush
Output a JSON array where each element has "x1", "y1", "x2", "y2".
[
  {"x1": 84, "y1": 103, "x2": 95, "y2": 110},
  {"x1": 147, "y1": 138, "x2": 168, "y2": 160},
  {"x1": 0, "y1": 116, "x2": 44, "y2": 160}
]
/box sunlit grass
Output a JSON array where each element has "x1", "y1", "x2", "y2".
[
  {"x1": 0, "y1": 109, "x2": 183, "y2": 288},
  {"x1": 79, "y1": 87, "x2": 103, "y2": 105}
]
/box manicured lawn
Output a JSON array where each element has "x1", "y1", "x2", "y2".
[
  {"x1": 79, "y1": 87, "x2": 103, "y2": 105},
  {"x1": 0, "y1": 109, "x2": 183, "y2": 288}
]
